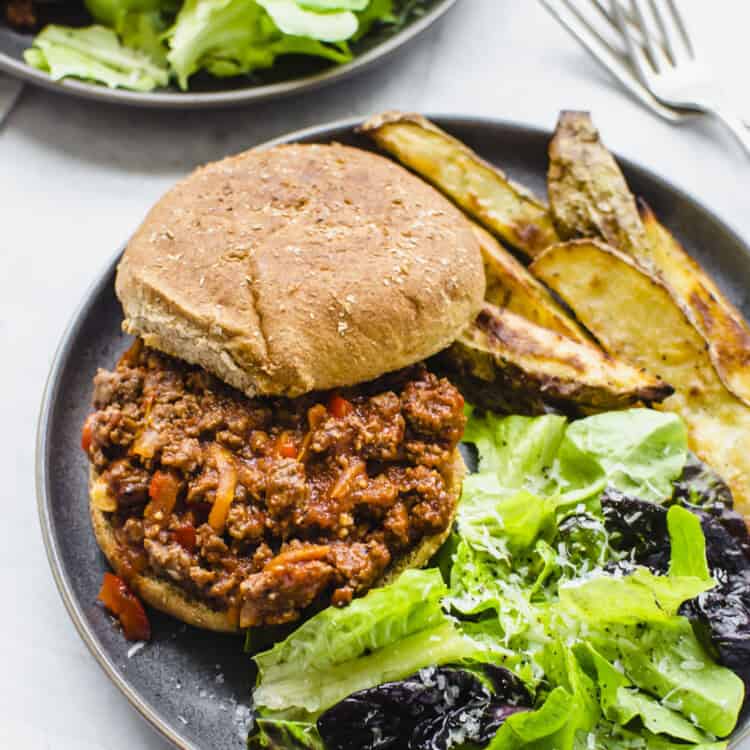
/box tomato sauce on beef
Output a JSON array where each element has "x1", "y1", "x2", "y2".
[{"x1": 84, "y1": 341, "x2": 465, "y2": 627}]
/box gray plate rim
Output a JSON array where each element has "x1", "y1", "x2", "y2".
[
  {"x1": 36, "y1": 113, "x2": 750, "y2": 749},
  {"x1": 0, "y1": 0, "x2": 455, "y2": 109}
]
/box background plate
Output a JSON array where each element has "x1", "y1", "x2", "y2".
[
  {"x1": 37, "y1": 116, "x2": 750, "y2": 749},
  {"x1": 0, "y1": 0, "x2": 455, "y2": 108}
]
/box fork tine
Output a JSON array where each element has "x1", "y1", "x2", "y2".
[
  {"x1": 612, "y1": 0, "x2": 655, "y2": 81},
  {"x1": 538, "y1": 0, "x2": 689, "y2": 123},
  {"x1": 665, "y1": 0, "x2": 695, "y2": 58},
  {"x1": 629, "y1": 0, "x2": 662, "y2": 72},
  {"x1": 566, "y1": 0, "x2": 629, "y2": 54},
  {"x1": 647, "y1": 0, "x2": 677, "y2": 63}
]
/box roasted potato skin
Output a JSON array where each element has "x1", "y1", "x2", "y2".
[
  {"x1": 439, "y1": 302, "x2": 672, "y2": 416},
  {"x1": 532, "y1": 240, "x2": 750, "y2": 519},
  {"x1": 471, "y1": 223, "x2": 590, "y2": 344},
  {"x1": 360, "y1": 112, "x2": 559, "y2": 257},
  {"x1": 547, "y1": 110, "x2": 750, "y2": 408},
  {"x1": 639, "y1": 200, "x2": 750, "y2": 407},
  {"x1": 547, "y1": 111, "x2": 647, "y2": 254}
]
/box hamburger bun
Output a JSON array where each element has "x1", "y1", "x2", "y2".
[
  {"x1": 90, "y1": 450, "x2": 466, "y2": 633},
  {"x1": 116, "y1": 143, "x2": 485, "y2": 399}
]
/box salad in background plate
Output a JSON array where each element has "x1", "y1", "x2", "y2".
[
  {"x1": 247, "y1": 407, "x2": 749, "y2": 749},
  {"x1": 16, "y1": 0, "x2": 428, "y2": 91}
]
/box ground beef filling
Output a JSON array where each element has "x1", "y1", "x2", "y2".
[{"x1": 83, "y1": 342, "x2": 465, "y2": 628}]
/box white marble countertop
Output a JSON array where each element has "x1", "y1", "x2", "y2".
[{"x1": 2, "y1": 1, "x2": 749, "y2": 747}]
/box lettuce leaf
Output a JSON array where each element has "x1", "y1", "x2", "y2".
[
  {"x1": 560, "y1": 410, "x2": 688, "y2": 503},
  {"x1": 24, "y1": 25, "x2": 169, "y2": 90},
  {"x1": 254, "y1": 620, "x2": 487, "y2": 717},
  {"x1": 165, "y1": 0, "x2": 352, "y2": 89},
  {"x1": 539, "y1": 641, "x2": 600, "y2": 748},
  {"x1": 667, "y1": 505, "x2": 711, "y2": 581},
  {"x1": 594, "y1": 619, "x2": 744, "y2": 738},
  {"x1": 252, "y1": 569, "x2": 489, "y2": 716},
  {"x1": 84, "y1": 0, "x2": 173, "y2": 64},
  {"x1": 256, "y1": 0, "x2": 358, "y2": 41},
  {"x1": 586, "y1": 643, "x2": 708, "y2": 743},
  {"x1": 299, "y1": 0, "x2": 369, "y2": 9},
  {"x1": 559, "y1": 567, "x2": 713, "y2": 625},
  {"x1": 255, "y1": 568, "x2": 446, "y2": 677},
  {"x1": 352, "y1": 0, "x2": 393, "y2": 39},
  {"x1": 250, "y1": 720, "x2": 324, "y2": 749},
  {"x1": 84, "y1": 0, "x2": 172, "y2": 27},
  {"x1": 25, "y1": 0, "x2": 402, "y2": 91},
  {"x1": 464, "y1": 413, "x2": 566, "y2": 493},
  {"x1": 462, "y1": 409, "x2": 688, "y2": 513},
  {"x1": 581, "y1": 722, "x2": 728, "y2": 750},
  {"x1": 446, "y1": 538, "x2": 538, "y2": 644},
  {"x1": 455, "y1": 407, "x2": 744, "y2": 745},
  {"x1": 559, "y1": 501, "x2": 715, "y2": 625},
  {"x1": 457, "y1": 488, "x2": 555, "y2": 560}
]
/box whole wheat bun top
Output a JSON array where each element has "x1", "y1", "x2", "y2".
[{"x1": 116, "y1": 142, "x2": 485, "y2": 398}]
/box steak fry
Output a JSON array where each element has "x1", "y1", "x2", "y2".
[
  {"x1": 472, "y1": 223, "x2": 589, "y2": 344},
  {"x1": 547, "y1": 111, "x2": 647, "y2": 253},
  {"x1": 547, "y1": 110, "x2": 750, "y2": 407},
  {"x1": 360, "y1": 111, "x2": 559, "y2": 257},
  {"x1": 532, "y1": 240, "x2": 750, "y2": 519},
  {"x1": 439, "y1": 302, "x2": 672, "y2": 416}
]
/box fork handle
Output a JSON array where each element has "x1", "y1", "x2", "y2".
[{"x1": 707, "y1": 104, "x2": 750, "y2": 157}]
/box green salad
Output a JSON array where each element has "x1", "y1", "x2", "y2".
[
  {"x1": 247, "y1": 407, "x2": 749, "y2": 750},
  {"x1": 23, "y1": 0, "x2": 422, "y2": 92}
]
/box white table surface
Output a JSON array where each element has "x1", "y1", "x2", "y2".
[{"x1": 2, "y1": 1, "x2": 749, "y2": 747}]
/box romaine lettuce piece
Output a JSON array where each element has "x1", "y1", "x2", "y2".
[
  {"x1": 352, "y1": 0, "x2": 392, "y2": 39},
  {"x1": 255, "y1": 568, "x2": 446, "y2": 677},
  {"x1": 464, "y1": 413, "x2": 566, "y2": 492},
  {"x1": 539, "y1": 641, "x2": 600, "y2": 749},
  {"x1": 299, "y1": 0, "x2": 369, "y2": 9},
  {"x1": 256, "y1": 0, "x2": 358, "y2": 41},
  {"x1": 594, "y1": 619, "x2": 744, "y2": 738},
  {"x1": 560, "y1": 409, "x2": 688, "y2": 502},
  {"x1": 250, "y1": 720, "x2": 324, "y2": 749},
  {"x1": 667, "y1": 505, "x2": 711, "y2": 580},
  {"x1": 166, "y1": 0, "x2": 351, "y2": 89},
  {"x1": 84, "y1": 0, "x2": 171, "y2": 28},
  {"x1": 24, "y1": 25, "x2": 169, "y2": 90},
  {"x1": 580, "y1": 722, "x2": 728, "y2": 750},
  {"x1": 254, "y1": 620, "x2": 488, "y2": 716},
  {"x1": 559, "y1": 567, "x2": 713, "y2": 625},
  {"x1": 120, "y1": 11, "x2": 169, "y2": 64},
  {"x1": 252, "y1": 569, "x2": 489, "y2": 716},
  {"x1": 458, "y1": 488, "x2": 555, "y2": 560},
  {"x1": 586, "y1": 643, "x2": 707, "y2": 743},
  {"x1": 488, "y1": 687, "x2": 575, "y2": 749}
]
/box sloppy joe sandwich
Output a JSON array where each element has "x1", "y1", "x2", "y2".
[{"x1": 82, "y1": 142, "x2": 485, "y2": 633}]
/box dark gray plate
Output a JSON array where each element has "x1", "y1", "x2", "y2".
[
  {"x1": 37, "y1": 116, "x2": 750, "y2": 749},
  {"x1": 0, "y1": 0, "x2": 454, "y2": 108}
]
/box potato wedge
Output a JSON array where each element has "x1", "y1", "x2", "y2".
[
  {"x1": 547, "y1": 111, "x2": 750, "y2": 408},
  {"x1": 547, "y1": 111, "x2": 647, "y2": 254},
  {"x1": 531, "y1": 239, "x2": 750, "y2": 518},
  {"x1": 439, "y1": 302, "x2": 672, "y2": 416},
  {"x1": 471, "y1": 223, "x2": 590, "y2": 344},
  {"x1": 360, "y1": 112, "x2": 559, "y2": 257},
  {"x1": 639, "y1": 200, "x2": 750, "y2": 407}
]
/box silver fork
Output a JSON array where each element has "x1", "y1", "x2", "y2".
[
  {"x1": 539, "y1": 0, "x2": 696, "y2": 123},
  {"x1": 613, "y1": 0, "x2": 750, "y2": 155}
]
